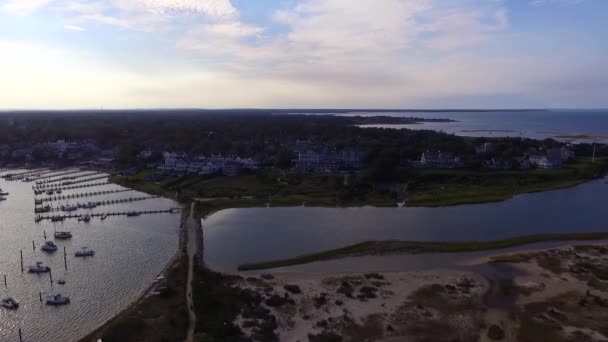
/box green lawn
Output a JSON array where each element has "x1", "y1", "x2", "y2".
[
  {"x1": 406, "y1": 157, "x2": 607, "y2": 206},
  {"x1": 111, "y1": 157, "x2": 607, "y2": 210}
]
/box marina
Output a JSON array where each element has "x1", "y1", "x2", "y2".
[{"x1": 0, "y1": 169, "x2": 180, "y2": 342}]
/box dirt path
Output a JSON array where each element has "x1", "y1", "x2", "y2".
[{"x1": 184, "y1": 202, "x2": 198, "y2": 342}]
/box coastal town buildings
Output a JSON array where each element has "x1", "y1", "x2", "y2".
[{"x1": 412, "y1": 151, "x2": 463, "y2": 169}]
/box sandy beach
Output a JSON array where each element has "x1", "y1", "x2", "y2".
[{"x1": 227, "y1": 243, "x2": 608, "y2": 341}]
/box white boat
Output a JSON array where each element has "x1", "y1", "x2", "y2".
[
  {"x1": 46, "y1": 294, "x2": 70, "y2": 306},
  {"x1": 61, "y1": 204, "x2": 78, "y2": 212},
  {"x1": 41, "y1": 241, "x2": 58, "y2": 252},
  {"x1": 54, "y1": 231, "x2": 72, "y2": 239},
  {"x1": 46, "y1": 190, "x2": 54, "y2": 195},
  {"x1": 28, "y1": 262, "x2": 51, "y2": 273},
  {"x1": 56, "y1": 189, "x2": 62, "y2": 194},
  {"x1": 1, "y1": 297, "x2": 19, "y2": 310},
  {"x1": 82, "y1": 214, "x2": 91, "y2": 222},
  {"x1": 75, "y1": 247, "x2": 95, "y2": 257},
  {"x1": 0, "y1": 191, "x2": 8, "y2": 196}
]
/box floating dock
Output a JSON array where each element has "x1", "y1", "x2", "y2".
[
  {"x1": 35, "y1": 208, "x2": 181, "y2": 222},
  {"x1": 35, "y1": 189, "x2": 134, "y2": 203}
]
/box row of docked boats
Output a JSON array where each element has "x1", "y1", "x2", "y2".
[
  {"x1": 39, "y1": 242, "x2": 95, "y2": 256},
  {"x1": 33, "y1": 188, "x2": 64, "y2": 196},
  {"x1": 0, "y1": 188, "x2": 8, "y2": 201},
  {"x1": 2, "y1": 294, "x2": 71, "y2": 309}
]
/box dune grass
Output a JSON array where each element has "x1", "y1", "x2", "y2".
[{"x1": 237, "y1": 232, "x2": 608, "y2": 271}]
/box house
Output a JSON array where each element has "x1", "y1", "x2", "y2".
[
  {"x1": 137, "y1": 149, "x2": 153, "y2": 160},
  {"x1": 223, "y1": 161, "x2": 242, "y2": 176},
  {"x1": 475, "y1": 143, "x2": 493, "y2": 155},
  {"x1": 201, "y1": 162, "x2": 220, "y2": 175},
  {"x1": 484, "y1": 158, "x2": 512, "y2": 170},
  {"x1": 555, "y1": 146, "x2": 575, "y2": 162},
  {"x1": 528, "y1": 155, "x2": 544, "y2": 167},
  {"x1": 413, "y1": 151, "x2": 462, "y2": 169}
]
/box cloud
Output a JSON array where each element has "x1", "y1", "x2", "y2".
[
  {"x1": 2, "y1": 0, "x2": 56, "y2": 14},
  {"x1": 423, "y1": 7, "x2": 509, "y2": 50},
  {"x1": 63, "y1": 24, "x2": 86, "y2": 31}
]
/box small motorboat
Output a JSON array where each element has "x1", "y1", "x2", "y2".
[
  {"x1": 56, "y1": 189, "x2": 62, "y2": 194},
  {"x1": 75, "y1": 247, "x2": 95, "y2": 257},
  {"x1": 46, "y1": 190, "x2": 54, "y2": 195},
  {"x1": 1, "y1": 297, "x2": 19, "y2": 310},
  {"x1": 46, "y1": 294, "x2": 70, "y2": 306},
  {"x1": 0, "y1": 191, "x2": 9, "y2": 196},
  {"x1": 51, "y1": 216, "x2": 65, "y2": 222},
  {"x1": 78, "y1": 214, "x2": 91, "y2": 222},
  {"x1": 58, "y1": 280, "x2": 66, "y2": 285},
  {"x1": 35, "y1": 205, "x2": 51, "y2": 213},
  {"x1": 82, "y1": 202, "x2": 97, "y2": 209},
  {"x1": 61, "y1": 204, "x2": 78, "y2": 212},
  {"x1": 0, "y1": 197, "x2": 6, "y2": 202},
  {"x1": 126, "y1": 212, "x2": 140, "y2": 217},
  {"x1": 28, "y1": 262, "x2": 51, "y2": 273},
  {"x1": 41, "y1": 241, "x2": 58, "y2": 252},
  {"x1": 54, "y1": 231, "x2": 72, "y2": 239}
]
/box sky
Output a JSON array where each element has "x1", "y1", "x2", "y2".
[{"x1": 0, "y1": 0, "x2": 606, "y2": 109}]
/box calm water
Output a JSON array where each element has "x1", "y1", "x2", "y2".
[
  {"x1": 347, "y1": 110, "x2": 608, "y2": 141},
  {"x1": 0, "y1": 171, "x2": 180, "y2": 342},
  {"x1": 204, "y1": 178, "x2": 608, "y2": 272}
]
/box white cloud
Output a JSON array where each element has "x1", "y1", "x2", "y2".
[
  {"x1": 2, "y1": 0, "x2": 56, "y2": 14},
  {"x1": 423, "y1": 7, "x2": 509, "y2": 50},
  {"x1": 63, "y1": 24, "x2": 86, "y2": 31}
]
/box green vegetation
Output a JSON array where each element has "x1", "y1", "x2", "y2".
[
  {"x1": 237, "y1": 232, "x2": 608, "y2": 271},
  {"x1": 407, "y1": 157, "x2": 608, "y2": 206},
  {"x1": 112, "y1": 157, "x2": 607, "y2": 212},
  {"x1": 82, "y1": 255, "x2": 188, "y2": 342}
]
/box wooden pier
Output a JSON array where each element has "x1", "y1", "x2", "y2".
[
  {"x1": 36, "y1": 188, "x2": 133, "y2": 203},
  {"x1": 35, "y1": 208, "x2": 181, "y2": 222},
  {"x1": 34, "y1": 171, "x2": 103, "y2": 186},
  {"x1": 1, "y1": 169, "x2": 50, "y2": 180},
  {"x1": 34, "y1": 175, "x2": 108, "y2": 189},
  {"x1": 34, "y1": 195, "x2": 160, "y2": 212},
  {"x1": 33, "y1": 181, "x2": 111, "y2": 193},
  {"x1": 27, "y1": 169, "x2": 84, "y2": 182}
]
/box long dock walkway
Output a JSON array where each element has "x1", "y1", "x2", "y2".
[
  {"x1": 35, "y1": 208, "x2": 181, "y2": 222},
  {"x1": 33, "y1": 181, "x2": 111, "y2": 194},
  {"x1": 34, "y1": 175, "x2": 108, "y2": 189},
  {"x1": 34, "y1": 195, "x2": 160, "y2": 212},
  {"x1": 35, "y1": 189, "x2": 133, "y2": 203},
  {"x1": 34, "y1": 171, "x2": 103, "y2": 186}
]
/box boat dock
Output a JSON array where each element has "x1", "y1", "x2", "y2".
[
  {"x1": 33, "y1": 181, "x2": 112, "y2": 193},
  {"x1": 34, "y1": 195, "x2": 160, "y2": 212},
  {"x1": 1, "y1": 169, "x2": 50, "y2": 180},
  {"x1": 35, "y1": 208, "x2": 181, "y2": 222},
  {"x1": 35, "y1": 189, "x2": 134, "y2": 203},
  {"x1": 34, "y1": 172, "x2": 104, "y2": 186},
  {"x1": 34, "y1": 175, "x2": 108, "y2": 189},
  {"x1": 27, "y1": 169, "x2": 85, "y2": 182}
]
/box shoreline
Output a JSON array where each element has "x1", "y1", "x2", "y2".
[
  {"x1": 77, "y1": 206, "x2": 188, "y2": 342},
  {"x1": 237, "y1": 233, "x2": 608, "y2": 271}
]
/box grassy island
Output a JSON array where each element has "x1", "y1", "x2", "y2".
[{"x1": 237, "y1": 232, "x2": 608, "y2": 271}]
